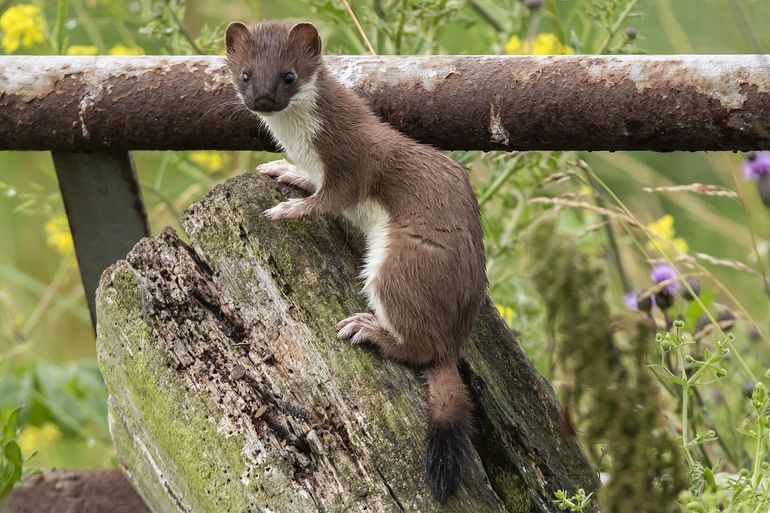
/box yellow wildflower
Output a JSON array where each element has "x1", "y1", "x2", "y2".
[
  {"x1": 189, "y1": 151, "x2": 226, "y2": 173},
  {"x1": 0, "y1": 4, "x2": 46, "y2": 54},
  {"x1": 66, "y1": 45, "x2": 98, "y2": 55},
  {"x1": 505, "y1": 33, "x2": 574, "y2": 55},
  {"x1": 108, "y1": 44, "x2": 143, "y2": 56},
  {"x1": 496, "y1": 303, "x2": 515, "y2": 324},
  {"x1": 645, "y1": 214, "x2": 689, "y2": 255},
  {"x1": 18, "y1": 422, "x2": 61, "y2": 455},
  {"x1": 45, "y1": 213, "x2": 74, "y2": 256}
]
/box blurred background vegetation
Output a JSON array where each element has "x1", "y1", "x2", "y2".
[{"x1": 2, "y1": 0, "x2": 770, "y2": 510}]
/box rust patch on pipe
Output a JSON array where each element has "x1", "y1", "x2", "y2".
[
  {"x1": 1, "y1": 55, "x2": 770, "y2": 151},
  {"x1": 488, "y1": 101, "x2": 510, "y2": 146}
]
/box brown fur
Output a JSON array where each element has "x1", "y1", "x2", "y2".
[{"x1": 225, "y1": 21, "x2": 486, "y2": 502}]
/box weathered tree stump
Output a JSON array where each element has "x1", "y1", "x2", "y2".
[
  {"x1": 3, "y1": 469, "x2": 150, "y2": 513},
  {"x1": 96, "y1": 172, "x2": 598, "y2": 513}
]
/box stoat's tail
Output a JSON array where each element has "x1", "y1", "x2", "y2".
[{"x1": 425, "y1": 361, "x2": 474, "y2": 503}]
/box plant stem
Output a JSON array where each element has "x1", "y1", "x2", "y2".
[
  {"x1": 141, "y1": 181, "x2": 181, "y2": 221},
  {"x1": 168, "y1": 4, "x2": 203, "y2": 55},
  {"x1": 752, "y1": 422, "x2": 765, "y2": 489},
  {"x1": 583, "y1": 169, "x2": 632, "y2": 293},
  {"x1": 677, "y1": 331, "x2": 695, "y2": 468},
  {"x1": 21, "y1": 258, "x2": 73, "y2": 339},
  {"x1": 595, "y1": 0, "x2": 639, "y2": 54},
  {"x1": 468, "y1": 0, "x2": 505, "y2": 33},
  {"x1": 727, "y1": 0, "x2": 765, "y2": 53},
  {"x1": 340, "y1": 0, "x2": 376, "y2": 55},
  {"x1": 544, "y1": 0, "x2": 567, "y2": 46},
  {"x1": 71, "y1": 0, "x2": 105, "y2": 51},
  {"x1": 394, "y1": 0, "x2": 407, "y2": 54},
  {"x1": 52, "y1": 0, "x2": 70, "y2": 54},
  {"x1": 725, "y1": 156, "x2": 770, "y2": 300},
  {"x1": 478, "y1": 153, "x2": 523, "y2": 207},
  {"x1": 692, "y1": 387, "x2": 740, "y2": 467}
]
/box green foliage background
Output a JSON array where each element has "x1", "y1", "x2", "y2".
[{"x1": 2, "y1": 0, "x2": 770, "y2": 510}]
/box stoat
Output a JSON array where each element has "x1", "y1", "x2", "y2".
[{"x1": 225, "y1": 20, "x2": 487, "y2": 502}]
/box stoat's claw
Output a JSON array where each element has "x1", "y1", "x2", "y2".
[
  {"x1": 336, "y1": 313, "x2": 379, "y2": 345},
  {"x1": 263, "y1": 198, "x2": 309, "y2": 221},
  {"x1": 257, "y1": 159, "x2": 295, "y2": 178},
  {"x1": 258, "y1": 160, "x2": 315, "y2": 192}
]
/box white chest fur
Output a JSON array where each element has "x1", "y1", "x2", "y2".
[{"x1": 258, "y1": 79, "x2": 325, "y2": 189}]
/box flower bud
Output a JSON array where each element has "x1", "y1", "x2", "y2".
[
  {"x1": 681, "y1": 277, "x2": 701, "y2": 301},
  {"x1": 758, "y1": 174, "x2": 770, "y2": 208},
  {"x1": 743, "y1": 382, "x2": 757, "y2": 398},
  {"x1": 694, "y1": 314, "x2": 710, "y2": 335},
  {"x1": 655, "y1": 290, "x2": 674, "y2": 310},
  {"x1": 637, "y1": 293, "x2": 653, "y2": 312},
  {"x1": 717, "y1": 310, "x2": 735, "y2": 332},
  {"x1": 752, "y1": 382, "x2": 768, "y2": 413},
  {"x1": 744, "y1": 152, "x2": 770, "y2": 181}
]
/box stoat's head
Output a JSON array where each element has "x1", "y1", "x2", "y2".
[{"x1": 225, "y1": 20, "x2": 322, "y2": 114}]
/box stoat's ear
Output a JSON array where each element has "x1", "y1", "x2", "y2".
[
  {"x1": 289, "y1": 22, "x2": 322, "y2": 57},
  {"x1": 225, "y1": 22, "x2": 249, "y2": 54}
]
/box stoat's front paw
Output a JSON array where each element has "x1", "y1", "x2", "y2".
[
  {"x1": 263, "y1": 198, "x2": 311, "y2": 221},
  {"x1": 257, "y1": 159, "x2": 296, "y2": 178},
  {"x1": 258, "y1": 159, "x2": 315, "y2": 192}
]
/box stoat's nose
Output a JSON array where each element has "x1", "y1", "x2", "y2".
[{"x1": 252, "y1": 94, "x2": 277, "y2": 112}]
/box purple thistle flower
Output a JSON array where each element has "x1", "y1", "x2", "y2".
[
  {"x1": 624, "y1": 292, "x2": 638, "y2": 310},
  {"x1": 743, "y1": 152, "x2": 770, "y2": 181},
  {"x1": 650, "y1": 264, "x2": 680, "y2": 295}
]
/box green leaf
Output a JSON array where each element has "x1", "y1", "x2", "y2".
[
  {"x1": 33, "y1": 361, "x2": 108, "y2": 435},
  {"x1": 689, "y1": 462, "x2": 705, "y2": 496},
  {"x1": 4, "y1": 441, "x2": 22, "y2": 468},
  {"x1": 2, "y1": 407, "x2": 20, "y2": 445},
  {"x1": 0, "y1": 440, "x2": 23, "y2": 499}
]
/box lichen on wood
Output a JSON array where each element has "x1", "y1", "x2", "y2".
[{"x1": 96, "y1": 173, "x2": 598, "y2": 512}]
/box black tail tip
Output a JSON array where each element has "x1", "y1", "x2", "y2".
[{"x1": 426, "y1": 421, "x2": 473, "y2": 503}]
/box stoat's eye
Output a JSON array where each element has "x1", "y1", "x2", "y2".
[
  {"x1": 241, "y1": 71, "x2": 250, "y2": 83},
  {"x1": 283, "y1": 71, "x2": 296, "y2": 84}
]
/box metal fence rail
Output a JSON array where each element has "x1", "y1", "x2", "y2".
[
  {"x1": 2, "y1": 55, "x2": 770, "y2": 152},
  {"x1": 2, "y1": 54, "x2": 770, "y2": 323}
]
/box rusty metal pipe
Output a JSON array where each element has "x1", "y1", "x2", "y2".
[{"x1": 1, "y1": 55, "x2": 769, "y2": 151}]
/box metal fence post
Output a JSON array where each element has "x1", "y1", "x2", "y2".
[{"x1": 52, "y1": 151, "x2": 150, "y2": 328}]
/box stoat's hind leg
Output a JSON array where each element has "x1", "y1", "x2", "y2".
[
  {"x1": 337, "y1": 312, "x2": 433, "y2": 366},
  {"x1": 257, "y1": 159, "x2": 316, "y2": 193},
  {"x1": 337, "y1": 313, "x2": 391, "y2": 345}
]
